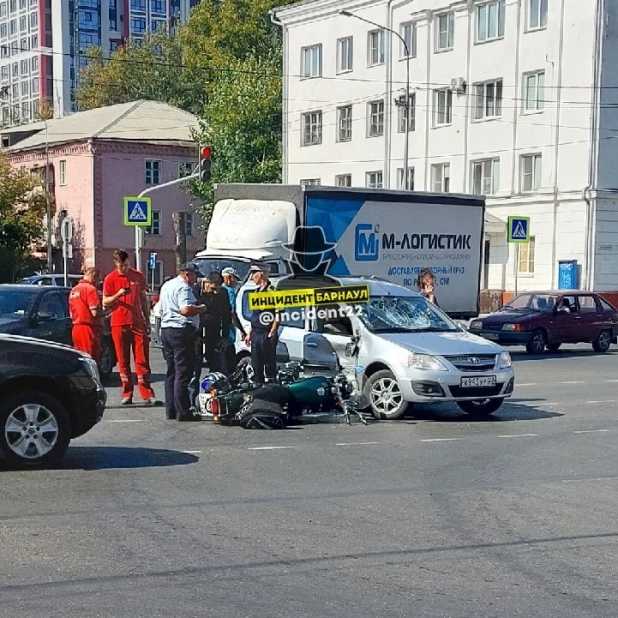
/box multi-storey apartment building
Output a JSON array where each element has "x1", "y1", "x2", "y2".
[
  {"x1": 273, "y1": 0, "x2": 618, "y2": 295},
  {"x1": 0, "y1": 0, "x2": 199, "y2": 126}
]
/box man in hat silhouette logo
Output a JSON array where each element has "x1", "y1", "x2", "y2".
[{"x1": 283, "y1": 226, "x2": 337, "y2": 277}]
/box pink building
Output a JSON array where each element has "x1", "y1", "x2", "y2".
[{"x1": 1, "y1": 99, "x2": 205, "y2": 284}]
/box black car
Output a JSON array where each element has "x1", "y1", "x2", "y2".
[
  {"x1": 0, "y1": 284, "x2": 116, "y2": 379},
  {"x1": 0, "y1": 334, "x2": 106, "y2": 467}
]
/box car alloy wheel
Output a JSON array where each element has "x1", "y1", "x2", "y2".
[
  {"x1": 593, "y1": 330, "x2": 612, "y2": 353},
  {"x1": 364, "y1": 370, "x2": 408, "y2": 419},
  {"x1": 5, "y1": 403, "x2": 59, "y2": 460},
  {"x1": 526, "y1": 329, "x2": 547, "y2": 355}
]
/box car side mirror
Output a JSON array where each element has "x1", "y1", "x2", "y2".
[{"x1": 36, "y1": 311, "x2": 56, "y2": 323}]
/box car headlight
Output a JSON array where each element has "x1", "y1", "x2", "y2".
[
  {"x1": 470, "y1": 320, "x2": 483, "y2": 329},
  {"x1": 502, "y1": 323, "x2": 521, "y2": 331},
  {"x1": 408, "y1": 354, "x2": 448, "y2": 371},
  {"x1": 79, "y1": 355, "x2": 101, "y2": 382},
  {"x1": 498, "y1": 351, "x2": 512, "y2": 369}
]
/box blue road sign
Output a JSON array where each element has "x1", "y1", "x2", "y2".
[
  {"x1": 148, "y1": 252, "x2": 157, "y2": 270},
  {"x1": 507, "y1": 216, "x2": 530, "y2": 243},
  {"x1": 123, "y1": 196, "x2": 152, "y2": 226}
]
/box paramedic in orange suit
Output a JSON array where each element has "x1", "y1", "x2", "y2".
[{"x1": 69, "y1": 267, "x2": 104, "y2": 365}]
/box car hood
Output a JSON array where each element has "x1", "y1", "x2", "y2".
[
  {"x1": 378, "y1": 330, "x2": 503, "y2": 356},
  {"x1": 0, "y1": 333, "x2": 78, "y2": 354},
  {"x1": 481, "y1": 309, "x2": 542, "y2": 325},
  {"x1": 0, "y1": 317, "x2": 26, "y2": 334}
]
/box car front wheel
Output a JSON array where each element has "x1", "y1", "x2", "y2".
[
  {"x1": 456, "y1": 398, "x2": 505, "y2": 417},
  {"x1": 0, "y1": 390, "x2": 71, "y2": 468},
  {"x1": 363, "y1": 370, "x2": 409, "y2": 420},
  {"x1": 592, "y1": 330, "x2": 612, "y2": 354},
  {"x1": 526, "y1": 329, "x2": 547, "y2": 355}
]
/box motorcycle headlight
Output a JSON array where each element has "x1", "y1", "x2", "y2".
[
  {"x1": 470, "y1": 320, "x2": 483, "y2": 329},
  {"x1": 79, "y1": 355, "x2": 101, "y2": 383},
  {"x1": 498, "y1": 351, "x2": 512, "y2": 369},
  {"x1": 408, "y1": 354, "x2": 448, "y2": 371}
]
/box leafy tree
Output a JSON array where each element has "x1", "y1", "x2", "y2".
[
  {"x1": 0, "y1": 154, "x2": 48, "y2": 282},
  {"x1": 74, "y1": 30, "x2": 203, "y2": 114}
]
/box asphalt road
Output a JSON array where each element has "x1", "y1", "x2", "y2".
[{"x1": 2, "y1": 344, "x2": 618, "y2": 617}]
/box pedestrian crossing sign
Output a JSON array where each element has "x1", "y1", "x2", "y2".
[
  {"x1": 507, "y1": 216, "x2": 530, "y2": 243},
  {"x1": 123, "y1": 197, "x2": 152, "y2": 227}
]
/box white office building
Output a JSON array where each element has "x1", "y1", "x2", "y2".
[{"x1": 273, "y1": 0, "x2": 618, "y2": 295}]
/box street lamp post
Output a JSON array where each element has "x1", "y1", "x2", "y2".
[
  {"x1": 340, "y1": 9, "x2": 411, "y2": 190},
  {"x1": 44, "y1": 119, "x2": 52, "y2": 273}
]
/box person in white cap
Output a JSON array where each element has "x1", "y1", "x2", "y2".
[{"x1": 221, "y1": 267, "x2": 247, "y2": 372}]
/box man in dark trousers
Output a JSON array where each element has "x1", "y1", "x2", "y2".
[
  {"x1": 188, "y1": 271, "x2": 231, "y2": 412},
  {"x1": 242, "y1": 265, "x2": 279, "y2": 384},
  {"x1": 158, "y1": 263, "x2": 206, "y2": 422}
]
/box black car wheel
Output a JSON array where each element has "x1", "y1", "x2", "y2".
[
  {"x1": 592, "y1": 330, "x2": 612, "y2": 354},
  {"x1": 0, "y1": 390, "x2": 71, "y2": 468},
  {"x1": 456, "y1": 398, "x2": 505, "y2": 416},
  {"x1": 99, "y1": 338, "x2": 115, "y2": 380},
  {"x1": 526, "y1": 329, "x2": 547, "y2": 355}
]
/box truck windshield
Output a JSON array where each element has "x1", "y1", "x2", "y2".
[{"x1": 358, "y1": 296, "x2": 459, "y2": 333}]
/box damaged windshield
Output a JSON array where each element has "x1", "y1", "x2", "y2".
[{"x1": 359, "y1": 295, "x2": 459, "y2": 333}]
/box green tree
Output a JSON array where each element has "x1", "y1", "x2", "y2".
[
  {"x1": 74, "y1": 30, "x2": 203, "y2": 114},
  {"x1": 0, "y1": 154, "x2": 48, "y2": 282}
]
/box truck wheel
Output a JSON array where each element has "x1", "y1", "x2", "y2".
[
  {"x1": 363, "y1": 370, "x2": 409, "y2": 420},
  {"x1": 526, "y1": 329, "x2": 547, "y2": 355},
  {"x1": 0, "y1": 390, "x2": 71, "y2": 468},
  {"x1": 592, "y1": 330, "x2": 612, "y2": 353},
  {"x1": 456, "y1": 398, "x2": 504, "y2": 417}
]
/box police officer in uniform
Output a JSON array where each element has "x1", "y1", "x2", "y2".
[{"x1": 242, "y1": 265, "x2": 279, "y2": 384}]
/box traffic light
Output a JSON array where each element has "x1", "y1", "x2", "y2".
[{"x1": 199, "y1": 145, "x2": 212, "y2": 183}]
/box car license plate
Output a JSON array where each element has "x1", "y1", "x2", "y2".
[
  {"x1": 460, "y1": 376, "x2": 496, "y2": 388},
  {"x1": 483, "y1": 333, "x2": 499, "y2": 340}
]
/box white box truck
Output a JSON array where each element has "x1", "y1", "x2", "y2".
[{"x1": 195, "y1": 184, "x2": 486, "y2": 318}]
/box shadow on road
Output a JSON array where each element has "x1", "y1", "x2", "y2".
[
  {"x1": 57, "y1": 446, "x2": 200, "y2": 470},
  {"x1": 395, "y1": 401, "x2": 563, "y2": 424}
]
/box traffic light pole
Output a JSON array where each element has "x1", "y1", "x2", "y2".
[{"x1": 134, "y1": 171, "x2": 199, "y2": 272}]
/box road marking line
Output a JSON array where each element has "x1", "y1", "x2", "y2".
[
  {"x1": 516, "y1": 383, "x2": 538, "y2": 387},
  {"x1": 420, "y1": 438, "x2": 461, "y2": 442},
  {"x1": 605, "y1": 379, "x2": 618, "y2": 383},
  {"x1": 336, "y1": 442, "x2": 380, "y2": 446},
  {"x1": 573, "y1": 430, "x2": 611, "y2": 434},
  {"x1": 542, "y1": 402, "x2": 559, "y2": 406},
  {"x1": 560, "y1": 381, "x2": 585, "y2": 384},
  {"x1": 248, "y1": 446, "x2": 295, "y2": 450},
  {"x1": 498, "y1": 434, "x2": 538, "y2": 438},
  {"x1": 182, "y1": 450, "x2": 202, "y2": 454},
  {"x1": 106, "y1": 419, "x2": 148, "y2": 423},
  {"x1": 585, "y1": 400, "x2": 616, "y2": 404}
]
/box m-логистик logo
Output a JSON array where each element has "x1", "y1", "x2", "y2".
[{"x1": 355, "y1": 223, "x2": 379, "y2": 261}]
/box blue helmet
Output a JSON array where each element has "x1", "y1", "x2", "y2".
[{"x1": 200, "y1": 372, "x2": 230, "y2": 394}]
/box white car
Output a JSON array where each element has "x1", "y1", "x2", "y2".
[{"x1": 234, "y1": 275, "x2": 515, "y2": 419}]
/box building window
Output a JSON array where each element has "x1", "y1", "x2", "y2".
[
  {"x1": 337, "y1": 105, "x2": 352, "y2": 142},
  {"x1": 368, "y1": 29, "x2": 385, "y2": 66},
  {"x1": 20, "y1": 59, "x2": 28, "y2": 74},
  {"x1": 59, "y1": 160, "x2": 67, "y2": 186},
  {"x1": 300, "y1": 179, "x2": 321, "y2": 186},
  {"x1": 518, "y1": 236, "x2": 535, "y2": 274},
  {"x1": 397, "y1": 167, "x2": 415, "y2": 190},
  {"x1": 400, "y1": 21, "x2": 417, "y2": 58},
  {"x1": 521, "y1": 154, "x2": 542, "y2": 192},
  {"x1": 130, "y1": 0, "x2": 146, "y2": 10},
  {"x1": 337, "y1": 36, "x2": 353, "y2": 73},
  {"x1": 436, "y1": 12, "x2": 454, "y2": 51},
  {"x1": 130, "y1": 17, "x2": 146, "y2": 33},
  {"x1": 397, "y1": 93, "x2": 415, "y2": 132},
  {"x1": 178, "y1": 162, "x2": 194, "y2": 178},
  {"x1": 476, "y1": 1, "x2": 505, "y2": 42},
  {"x1": 473, "y1": 79, "x2": 503, "y2": 119},
  {"x1": 366, "y1": 171, "x2": 383, "y2": 188},
  {"x1": 471, "y1": 159, "x2": 499, "y2": 195},
  {"x1": 367, "y1": 100, "x2": 384, "y2": 137},
  {"x1": 432, "y1": 163, "x2": 450, "y2": 192},
  {"x1": 20, "y1": 80, "x2": 27, "y2": 95},
  {"x1": 151, "y1": 0, "x2": 165, "y2": 13},
  {"x1": 433, "y1": 89, "x2": 453, "y2": 126},
  {"x1": 336, "y1": 174, "x2": 352, "y2": 187},
  {"x1": 528, "y1": 0, "x2": 547, "y2": 30},
  {"x1": 29, "y1": 11, "x2": 36, "y2": 28},
  {"x1": 145, "y1": 160, "x2": 161, "y2": 184},
  {"x1": 31, "y1": 77, "x2": 38, "y2": 93},
  {"x1": 301, "y1": 111, "x2": 322, "y2": 146},
  {"x1": 19, "y1": 15, "x2": 26, "y2": 31},
  {"x1": 301, "y1": 44, "x2": 322, "y2": 78},
  {"x1": 524, "y1": 71, "x2": 544, "y2": 112},
  {"x1": 30, "y1": 33, "x2": 37, "y2": 48},
  {"x1": 184, "y1": 213, "x2": 195, "y2": 237},
  {"x1": 146, "y1": 210, "x2": 161, "y2": 236},
  {"x1": 0, "y1": 3, "x2": 5, "y2": 17}
]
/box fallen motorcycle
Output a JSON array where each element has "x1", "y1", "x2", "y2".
[{"x1": 198, "y1": 361, "x2": 372, "y2": 428}]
